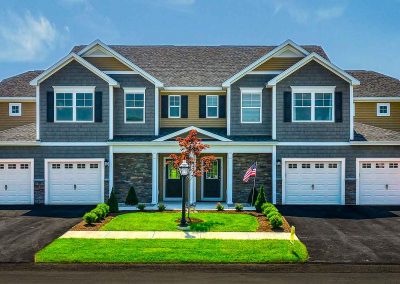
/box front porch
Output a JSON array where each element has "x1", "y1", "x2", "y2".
[{"x1": 119, "y1": 201, "x2": 256, "y2": 211}]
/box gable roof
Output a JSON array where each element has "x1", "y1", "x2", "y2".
[
  {"x1": 348, "y1": 70, "x2": 400, "y2": 98},
  {"x1": 0, "y1": 71, "x2": 42, "y2": 98},
  {"x1": 72, "y1": 43, "x2": 328, "y2": 87},
  {"x1": 153, "y1": 126, "x2": 232, "y2": 142},
  {"x1": 354, "y1": 122, "x2": 400, "y2": 142},
  {"x1": 0, "y1": 123, "x2": 36, "y2": 142}
]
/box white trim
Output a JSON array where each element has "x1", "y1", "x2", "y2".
[
  {"x1": 155, "y1": 87, "x2": 159, "y2": 136},
  {"x1": 350, "y1": 85, "x2": 354, "y2": 140},
  {"x1": 109, "y1": 86, "x2": 114, "y2": 140},
  {"x1": 168, "y1": 95, "x2": 181, "y2": 118},
  {"x1": 227, "y1": 87, "x2": 231, "y2": 135},
  {"x1": 354, "y1": 97, "x2": 400, "y2": 102},
  {"x1": 267, "y1": 53, "x2": 360, "y2": 86},
  {"x1": 103, "y1": 71, "x2": 139, "y2": 75},
  {"x1": 240, "y1": 88, "x2": 263, "y2": 124},
  {"x1": 0, "y1": 142, "x2": 39, "y2": 146},
  {"x1": 123, "y1": 87, "x2": 146, "y2": 124},
  {"x1": 248, "y1": 71, "x2": 283, "y2": 75},
  {"x1": 163, "y1": 157, "x2": 181, "y2": 201},
  {"x1": 36, "y1": 85, "x2": 40, "y2": 141},
  {"x1": 44, "y1": 158, "x2": 105, "y2": 205},
  {"x1": 153, "y1": 126, "x2": 232, "y2": 142},
  {"x1": 281, "y1": 158, "x2": 345, "y2": 205},
  {"x1": 278, "y1": 142, "x2": 349, "y2": 146},
  {"x1": 0, "y1": 97, "x2": 36, "y2": 102},
  {"x1": 40, "y1": 142, "x2": 108, "y2": 146},
  {"x1": 226, "y1": 152, "x2": 233, "y2": 204},
  {"x1": 376, "y1": 103, "x2": 390, "y2": 117},
  {"x1": 30, "y1": 53, "x2": 119, "y2": 87},
  {"x1": 0, "y1": 159, "x2": 34, "y2": 205},
  {"x1": 78, "y1": 40, "x2": 163, "y2": 87},
  {"x1": 190, "y1": 172, "x2": 196, "y2": 204},
  {"x1": 109, "y1": 146, "x2": 113, "y2": 197},
  {"x1": 272, "y1": 85, "x2": 276, "y2": 140},
  {"x1": 152, "y1": 152, "x2": 158, "y2": 204},
  {"x1": 206, "y1": 95, "x2": 219, "y2": 118},
  {"x1": 163, "y1": 87, "x2": 223, "y2": 91},
  {"x1": 8, "y1": 103, "x2": 22, "y2": 117},
  {"x1": 272, "y1": 146, "x2": 276, "y2": 204},
  {"x1": 222, "y1": 40, "x2": 310, "y2": 87},
  {"x1": 201, "y1": 157, "x2": 223, "y2": 201},
  {"x1": 350, "y1": 141, "x2": 400, "y2": 146}
]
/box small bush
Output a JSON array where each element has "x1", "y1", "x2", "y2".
[
  {"x1": 235, "y1": 203, "x2": 244, "y2": 212},
  {"x1": 266, "y1": 210, "x2": 280, "y2": 220},
  {"x1": 125, "y1": 186, "x2": 139, "y2": 205},
  {"x1": 269, "y1": 214, "x2": 283, "y2": 229},
  {"x1": 92, "y1": 208, "x2": 105, "y2": 220},
  {"x1": 216, "y1": 202, "x2": 224, "y2": 211},
  {"x1": 158, "y1": 203, "x2": 166, "y2": 212},
  {"x1": 96, "y1": 203, "x2": 110, "y2": 217},
  {"x1": 107, "y1": 188, "x2": 119, "y2": 213},
  {"x1": 83, "y1": 212, "x2": 98, "y2": 225},
  {"x1": 254, "y1": 185, "x2": 267, "y2": 212},
  {"x1": 137, "y1": 203, "x2": 146, "y2": 211},
  {"x1": 262, "y1": 203, "x2": 277, "y2": 215}
]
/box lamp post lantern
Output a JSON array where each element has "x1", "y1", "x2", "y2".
[{"x1": 178, "y1": 159, "x2": 190, "y2": 227}]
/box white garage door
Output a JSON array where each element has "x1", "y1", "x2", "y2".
[
  {"x1": 284, "y1": 160, "x2": 343, "y2": 205},
  {"x1": 47, "y1": 161, "x2": 103, "y2": 205},
  {"x1": 0, "y1": 160, "x2": 33, "y2": 205},
  {"x1": 359, "y1": 160, "x2": 400, "y2": 205}
]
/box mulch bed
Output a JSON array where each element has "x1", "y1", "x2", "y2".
[{"x1": 70, "y1": 216, "x2": 114, "y2": 231}]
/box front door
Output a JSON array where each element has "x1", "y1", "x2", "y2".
[
  {"x1": 202, "y1": 158, "x2": 222, "y2": 201},
  {"x1": 164, "y1": 161, "x2": 182, "y2": 200}
]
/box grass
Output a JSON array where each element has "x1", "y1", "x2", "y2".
[
  {"x1": 35, "y1": 238, "x2": 308, "y2": 263},
  {"x1": 101, "y1": 212, "x2": 259, "y2": 232}
]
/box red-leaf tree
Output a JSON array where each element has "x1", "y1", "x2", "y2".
[{"x1": 168, "y1": 130, "x2": 216, "y2": 177}]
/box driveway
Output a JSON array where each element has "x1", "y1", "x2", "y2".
[
  {"x1": 279, "y1": 205, "x2": 400, "y2": 263},
  {"x1": 0, "y1": 205, "x2": 92, "y2": 262}
]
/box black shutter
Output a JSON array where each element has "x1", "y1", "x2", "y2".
[
  {"x1": 283, "y1": 91, "x2": 292, "y2": 122},
  {"x1": 199, "y1": 95, "x2": 206, "y2": 118},
  {"x1": 161, "y1": 95, "x2": 168, "y2": 118},
  {"x1": 47, "y1": 91, "x2": 54, "y2": 122},
  {"x1": 335, "y1": 92, "x2": 343, "y2": 122},
  {"x1": 95, "y1": 91, "x2": 102, "y2": 122},
  {"x1": 181, "y1": 95, "x2": 188, "y2": 118},
  {"x1": 219, "y1": 95, "x2": 226, "y2": 118}
]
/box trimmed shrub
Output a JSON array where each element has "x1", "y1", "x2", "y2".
[
  {"x1": 262, "y1": 203, "x2": 277, "y2": 215},
  {"x1": 92, "y1": 208, "x2": 105, "y2": 220},
  {"x1": 254, "y1": 185, "x2": 266, "y2": 212},
  {"x1": 125, "y1": 186, "x2": 139, "y2": 205},
  {"x1": 235, "y1": 203, "x2": 244, "y2": 212},
  {"x1": 107, "y1": 188, "x2": 119, "y2": 213},
  {"x1": 158, "y1": 203, "x2": 166, "y2": 212},
  {"x1": 216, "y1": 202, "x2": 224, "y2": 211},
  {"x1": 269, "y1": 214, "x2": 283, "y2": 229},
  {"x1": 83, "y1": 212, "x2": 97, "y2": 225},
  {"x1": 137, "y1": 203, "x2": 146, "y2": 211},
  {"x1": 96, "y1": 203, "x2": 110, "y2": 217}
]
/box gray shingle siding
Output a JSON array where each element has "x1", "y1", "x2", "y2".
[
  {"x1": 110, "y1": 74, "x2": 155, "y2": 135},
  {"x1": 276, "y1": 61, "x2": 350, "y2": 141},
  {"x1": 39, "y1": 61, "x2": 109, "y2": 142},
  {"x1": 230, "y1": 74, "x2": 275, "y2": 136}
]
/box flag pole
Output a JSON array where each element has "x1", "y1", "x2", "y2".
[{"x1": 252, "y1": 161, "x2": 257, "y2": 205}]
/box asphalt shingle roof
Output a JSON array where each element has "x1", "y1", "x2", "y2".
[
  {"x1": 0, "y1": 71, "x2": 43, "y2": 98},
  {"x1": 348, "y1": 70, "x2": 400, "y2": 98},
  {"x1": 0, "y1": 123, "x2": 36, "y2": 142},
  {"x1": 354, "y1": 122, "x2": 400, "y2": 142}
]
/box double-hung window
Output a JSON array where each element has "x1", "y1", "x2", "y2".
[
  {"x1": 54, "y1": 87, "x2": 95, "y2": 122},
  {"x1": 292, "y1": 87, "x2": 335, "y2": 122},
  {"x1": 124, "y1": 88, "x2": 145, "y2": 123},
  {"x1": 169, "y1": 95, "x2": 181, "y2": 118},
  {"x1": 241, "y1": 88, "x2": 262, "y2": 123},
  {"x1": 377, "y1": 103, "x2": 390, "y2": 117},
  {"x1": 206, "y1": 95, "x2": 218, "y2": 118}
]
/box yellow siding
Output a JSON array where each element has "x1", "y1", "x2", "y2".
[
  {"x1": 84, "y1": 57, "x2": 132, "y2": 71},
  {"x1": 254, "y1": 57, "x2": 302, "y2": 71},
  {"x1": 0, "y1": 102, "x2": 35, "y2": 131},
  {"x1": 160, "y1": 91, "x2": 227, "y2": 128},
  {"x1": 355, "y1": 102, "x2": 400, "y2": 131}
]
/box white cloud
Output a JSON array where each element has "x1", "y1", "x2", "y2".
[
  {"x1": 0, "y1": 11, "x2": 63, "y2": 62},
  {"x1": 316, "y1": 6, "x2": 345, "y2": 21}
]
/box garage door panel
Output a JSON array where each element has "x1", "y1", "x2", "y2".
[{"x1": 0, "y1": 161, "x2": 33, "y2": 204}]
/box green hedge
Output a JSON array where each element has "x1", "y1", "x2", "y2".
[
  {"x1": 262, "y1": 202, "x2": 283, "y2": 229},
  {"x1": 82, "y1": 203, "x2": 110, "y2": 225}
]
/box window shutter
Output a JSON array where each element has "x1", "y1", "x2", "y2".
[
  {"x1": 283, "y1": 91, "x2": 292, "y2": 122},
  {"x1": 199, "y1": 95, "x2": 206, "y2": 118},
  {"x1": 47, "y1": 91, "x2": 54, "y2": 122},
  {"x1": 181, "y1": 95, "x2": 188, "y2": 118},
  {"x1": 219, "y1": 95, "x2": 226, "y2": 118},
  {"x1": 161, "y1": 95, "x2": 168, "y2": 118},
  {"x1": 335, "y1": 92, "x2": 343, "y2": 122},
  {"x1": 95, "y1": 91, "x2": 103, "y2": 122}
]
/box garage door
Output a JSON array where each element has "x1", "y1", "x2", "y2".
[
  {"x1": 0, "y1": 160, "x2": 33, "y2": 204},
  {"x1": 47, "y1": 161, "x2": 103, "y2": 205},
  {"x1": 284, "y1": 160, "x2": 343, "y2": 204},
  {"x1": 359, "y1": 161, "x2": 400, "y2": 205}
]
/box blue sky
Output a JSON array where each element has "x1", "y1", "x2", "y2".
[{"x1": 0, "y1": 0, "x2": 399, "y2": 80}]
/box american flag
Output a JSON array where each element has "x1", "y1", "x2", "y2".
[{"x1": 243, "y1": 162, "x2": 257, "y2": 182}]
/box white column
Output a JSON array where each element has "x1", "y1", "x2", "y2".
[
  {"x1": 190, "y1": 176, "x2": 196, "y2": 204},
  {"x1": 227, "y1": 87, "x2": 231, "y2": 136},
  {"x1": 227, "y1": 152, "x2": 233, "y2": 204},
  {"x1": 109, "y1": 85, "x2": 114, "y2": 140},
  {"x1": 152, "y1": 152, "x2": 159, "y2": 204},
  {"x1": 272, "y1": 85, "x2": 276, "y2": 140},
  {"x1": 155, "y1": 87, "x2": 159, "y2": 136},
  {"x1": 349, "y1": 85, "x2": 354, "y2": 140},
  {"x1": 272, "y1": 146, "x2": 277, "y2": 204},
  {"x1": 35, "y1": 85, "x2": 40, "y2": 141},
  {"x1": 109, "y1": 146, "x2": 114, "y2": 197}
]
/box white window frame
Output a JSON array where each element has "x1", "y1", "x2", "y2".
[
  {"x1": 168, "y1": 95, "x2": 181, "y2": 118},
  {"x1": 291, "y1": 86, "x2": 335, "y2": 122},
  {"x1": 376, "y1": 103, "x2": 390, "y2": 117},
  {"x1": 9, "y1": 103, "x2": 22, "y2": 117},
  {"x1": 206, "y1": 95, "x2": 219, "y2": 118},
  {"x1": 123, "y1": 87, "x2": 146, "y2": 124},
  {"x1": 240, "y1": 88, "x2": 263, "y2": 124},
  {"x1": 53, "y1": 86, "x2": 95, "y2": 123}
]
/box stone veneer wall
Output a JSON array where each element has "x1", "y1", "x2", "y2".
[
  {"x1": 113, "y1": 153, "x2": 152, "y2": 203},
  {"x1": 345, "y1": 180, "x2": 356, "y2": 205},
  {"x1": 232, "y1": 153, "x2": 272, "y2": 203}
]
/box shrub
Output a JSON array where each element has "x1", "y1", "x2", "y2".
[
  {"x1": 269, "y1": 214, "x2": 283, "y2": 229},
  {"x1": 92, "y1": 208, "x2": 105, "y2": 220},
  {"x1": 158, "y1": 203, "x2": 166, "y2": 212},
  {"x1": 107, "y1": 188, "x2": 119, "y2": 213},
  {"x1": 125, "y1": 186, "x2": 139, "y2": 205},
  {"x1": 216, "y1": 202, "x2": 224, "y2": 211},
  {"x1": 262, "y1": 203, "x2": 277, "y2": 215},
  {"x1": 83, "y1": 212, "x2": 98, "y2": 225},
  {"x1": 266, "y1": 210, "x2": 280, "y2": 220},
  {"x1": 235, "y1": 203, "x2": 244, "y2": 212},
  {"x1": 96, "y1": 203, "x2": 110, "y2": 217},
  {"x1": 254, "y1": 185, "x2": 267, "y2": 212},
  {"x1": 247, "y1": 187, "x2": 258, "y2": 205},
  {"x1": 137, "y1": 203, "x2": 146, "y2": 211}
]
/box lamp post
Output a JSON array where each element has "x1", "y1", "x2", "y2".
[{"x1": 179, "y1": 159, "x2": 189, "y2": 227}]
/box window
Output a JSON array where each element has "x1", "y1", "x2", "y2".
[
  {"x1": 124, "y1": 88, "x2": 145, "y2": 123},
  {"x1": 20, "y1": 164, "x2": 29, "y2": 169},
  {"x1": 288, "y1": 163, "x2": 297, "y2": 169},
  {"x1": 52, "y1": 164, "x2": 61, "y2": 169},
  {"x1": 8, "y1": 164, "x2": 16, "y2": 169},
  {"x1": 54, "y1": 87, "x2": 95, "y2": 122},
  {"x1": 206, "y1": 160, "x2": 219, "y2": 179},
  {"x1": 376, "y1": 163, "x2": 385, "y2": 168},
  {"x1": 65, "y1": 164, "x2": 73, "y2": 169},
  {"x1": 168, "y1": 163, "x2": 180, "y2": 179},
  {"x1": 329, "y1": 163, "x2": 338, "y2": 169},
  {"x1": 302, "y1": 163, "x2": 311, "y2": 168},
  {"x1": 241, "y1": 89, "x2": 262, "y2": 123},
  {"x1": 389, "y1": 163, "x2": 398, "y2": 169},
  {"x1": 0, "y1": 164, "x2": 4, "y2": 169},
  {"x1": 77, "y1": 164, "x2": 86, "y2": 169},
  {"x1": 9, "y1": 103, "x2": 22, "y2": 117},
  {"x1": 377, "y1": 103, "x2": 390, "y2": 117},
  {"x1": 362, "y1": 163, "x2": 371, "y2": 168},
  {"x1": 315, "y1": 163, "x2": 324, "y2": 168},
  {"x1": 168, "y1": 95, "x2": 181, "y2": 118},
  {"x1": 292, "y1": 87, "x2": 335, "y2": 122},
  {"x1": 206, "y1": 95, "x2": 218, "y2": 118},
  {"x1": 90, "y1": 164, "x2": 99, "y2": 169}
]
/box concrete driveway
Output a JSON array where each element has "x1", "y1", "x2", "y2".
[
  {"x1": 0, "y1": 205, "x2": 92, "y2": 262},
  {"x1": 279, "y1": 205, "x2": 400, "y2": 264}
]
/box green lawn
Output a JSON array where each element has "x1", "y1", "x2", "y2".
[
  {"x1": 101, "y1": 212, "x2": 259, "y2": 232},
  {"x1": 35, "y1": 238, "x2": 308, "y2": 263}
]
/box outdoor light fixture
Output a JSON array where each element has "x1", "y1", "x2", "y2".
[
  {"x1": 179, "y1": 160, "x2": 189, "y2": 176},
  {"x1": 178, "y1": 159, "x2": 190, "y2": 228},
  {"x1": 104, "y1": 159, "x2": 109, "y2": 167},
  {"x1": 277, "y1": 159, "x2": 281, "y2": 167}
]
